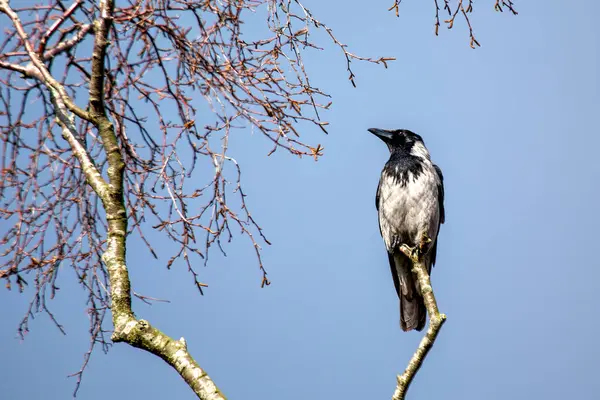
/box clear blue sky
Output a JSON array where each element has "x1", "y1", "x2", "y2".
[{"x1": 2, "y1": 1, "x2": 599, "y2": 399}]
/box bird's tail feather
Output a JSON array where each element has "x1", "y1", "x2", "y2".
[{"x1": 393, "y1": 253, "x2": 426, "y2": 332}]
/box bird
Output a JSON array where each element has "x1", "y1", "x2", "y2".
[{"x1": 369, "y1": 128, "x2": 445, "y2": 332}]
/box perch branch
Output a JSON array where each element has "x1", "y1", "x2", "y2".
[{"x1": 392, "y1": 242, "x2": 447, "y2": 400}]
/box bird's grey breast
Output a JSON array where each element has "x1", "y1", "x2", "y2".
[{"x1": 378, "y1": 163, "x2": 441, "y2": 251}]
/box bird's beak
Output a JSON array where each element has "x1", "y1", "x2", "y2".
[{"x1": 368, "y1": 128, "x2": 393, "y2": 142}]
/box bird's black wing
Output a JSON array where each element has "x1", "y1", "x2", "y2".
[
  {"x1": 434, "y1": 164, "x2": 445, "y2": 224},
  {"x1": 375, "y1": 178, "x2": 381, "y2": 211},
  {"x1": 430, "y1": 164, "x2": 445, "y2": 268},
  {"x1": 387, "y1": 253, "x2": 402, "y2": 302}
]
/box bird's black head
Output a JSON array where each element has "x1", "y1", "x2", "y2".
[{"x1": 368, "y1": 128, "x2": 425, "y2": 154}]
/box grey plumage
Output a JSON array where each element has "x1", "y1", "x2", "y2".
[{"x1": 369, "y1": 128, "x2": 445, "y2": 331}]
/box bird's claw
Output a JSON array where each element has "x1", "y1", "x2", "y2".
[
  {"x1": 399, "y1": 243, "x2": 419, "y2": 262},
  {"x1": 399, "y1": 233, "x2": 432, "y2": 263}
]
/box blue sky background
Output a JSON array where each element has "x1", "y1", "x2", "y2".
[{"x1": 2, "y1": 1, "x2": 599, "y2": 399}]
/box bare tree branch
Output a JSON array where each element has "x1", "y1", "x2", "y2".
[
  {"x1": 392, "y1": 241, "x2": 447, "y2": 400},
  {"x1": 42, "y1": 23, "x2": 92, "y2": 60}
]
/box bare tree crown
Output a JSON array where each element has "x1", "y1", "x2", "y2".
[{"x1": 1, "y1": 0, "x2": 390, "y2": 334}]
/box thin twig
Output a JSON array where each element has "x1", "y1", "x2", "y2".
[
  {"x1": 133, "y1": 290, "x2": 171, "y2": 305},
  {"x1": 389, "y1": 0, "x2": 518, "y2": 47}
]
